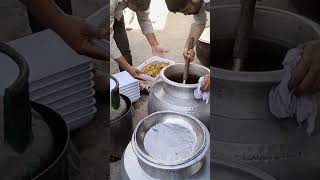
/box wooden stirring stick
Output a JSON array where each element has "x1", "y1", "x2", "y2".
[
  {"x1": 183, "y1": 37, "x2": 195, "y2": 84},
  {"x1": 232, "y1": 0, "x2": 257, "y2": 71}
]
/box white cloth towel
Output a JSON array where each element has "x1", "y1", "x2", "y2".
[
  {"x1": 269, "y1": 48, "x2": 318, "y2": 135},
  {"x1": 194, "y1": 77, "x2": 210, "y2": 104}
]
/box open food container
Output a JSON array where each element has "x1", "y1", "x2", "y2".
[{"x1": 137, "y1": 56, "x2": 175, "y2": 81}]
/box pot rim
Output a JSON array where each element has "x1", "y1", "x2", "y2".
[
  {"x1": 132, "y1": 111, "x2": 210, "y2": 170},
  {"x1": 161, "y1": 63, "x2": 210, "y2": 88},
  {"x1": 212, "y1": 5, "x2": 320, "y2": 83},
  {"x1": 110, "y1": 94, "x2": 132, "y2": 123},
  {"x1": 212, "y1": 67, "x2": 284, "y2": 82}
]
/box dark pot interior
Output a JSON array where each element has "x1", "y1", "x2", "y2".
[{"x1": 212, "y1": 37, "x2": 290, "y2": 72}]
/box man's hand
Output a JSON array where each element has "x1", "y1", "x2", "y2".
[
  {"x1": 145, "y1": 33, "x2": 167, "y2": 57},
  {"x1": 127, "y1": 66, "x2": 145, "y2": 80},
  {"x1": 289, "y1": 40, "x2": 320, "y2": 95},
  {"x1": 19, "y1": 0, "x2": 109, "y2": 60},
  {"x1": 55, "y1": 15, "x2": 109, "y2": 60},
  {"x1": 116, "y1": 57, "x2": 145, "y2": 80},
  {"x1": 151, "y1": 45, "x2": 168, "y2": 57},
  {"x1": 183, "y1": 48, "x2": 196, "y2": 62},
  {"x1": 201, "y1": 74, "x2": 210, "y2": 92}
]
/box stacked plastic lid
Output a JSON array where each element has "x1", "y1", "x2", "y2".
[
  {"x1": 3, "y1": 30, "x2": 97, "y2": 131},
  {"x1": 111, "y1": 71, "x2": 140, "y2": 103}
]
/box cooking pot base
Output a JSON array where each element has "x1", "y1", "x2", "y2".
[{"x1": 120, "y1": 143, "x2": 210, "y2": 180}]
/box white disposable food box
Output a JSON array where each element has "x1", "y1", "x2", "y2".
[{"x1": 137, "y1": 56, "x2": 175, "y2": 81}]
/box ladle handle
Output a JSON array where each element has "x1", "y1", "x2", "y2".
[
  {"x1": 0, "y1": 43, "x2": 32, "y2": 153},
  {"x1": 183, "y1": 37, "x2": 195, "y2": 83},
  {"x1": 232, "y1": 0, "x2": 256, "y2": 71}
]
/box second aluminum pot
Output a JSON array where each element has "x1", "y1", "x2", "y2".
[{"x1": 132, "y1": 111, "x2": 210, "y2": 179}]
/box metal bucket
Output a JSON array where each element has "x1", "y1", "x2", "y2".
[
  {"x1": 110, "y1": 94, "x2": 133, "y2": 158},
  {"x1": 212, "y1": 5, "x2": 320, "y2": 180}
]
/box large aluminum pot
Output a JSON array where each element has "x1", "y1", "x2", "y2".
[
  {"x1": 212, "y1": 5, "x2": 320, "y2": 180},
  {"x1": 148, "y1": 63, "x2": 210, "y2": 127},
  {"x1": 131, "y1": 111, "x2": 210, "y2": 179}
]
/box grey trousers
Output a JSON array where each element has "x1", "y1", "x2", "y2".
[{"x1": 113, "y1": 17, "x2": 133, "y2": 71}]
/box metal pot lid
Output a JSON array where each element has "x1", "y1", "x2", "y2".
[
  {"x1": 132, "y1": 111, "x2": 207, "y2": 166},
  {"x1": 199, "y1": 26, "x2": 210, "y2": 44}
]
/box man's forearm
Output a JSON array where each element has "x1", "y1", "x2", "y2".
[
  {"x1": 185, "y1": 23, "x2": 206, "y2": 49},
  {"x1": 19, "y1": 0, "x2": 66, "y2": 33},
  {"x1": 145, "y1": 33, "x2": 159, "y2": 47},
  {"x1": 115, "y1": 56, "x2": 131, "y2": 71}
]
